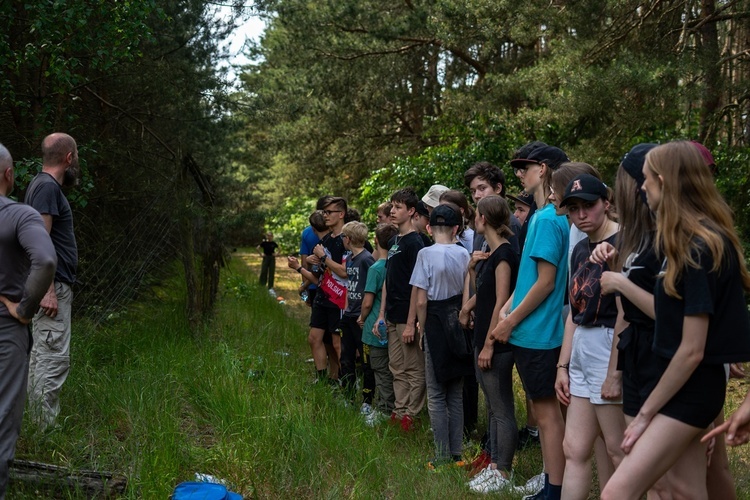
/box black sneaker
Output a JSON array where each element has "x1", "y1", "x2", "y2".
[{"x1": 517, "y1": 426, "x2": 540, "y2": 450}]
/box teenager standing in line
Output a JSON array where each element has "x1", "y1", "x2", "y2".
[{"x1": 602, "y1": 141, "x2": 750, "y2": 499}]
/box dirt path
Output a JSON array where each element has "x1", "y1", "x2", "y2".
[{"x1": 233, "y1": 252, "x2": 311, "y2": 324}]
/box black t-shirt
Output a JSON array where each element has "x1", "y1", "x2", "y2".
[
  {"x1": 24, "y1": 172, "x2": 77, "y2": 284},
  {"x1": 569, "y1": 233, "x2": 618, "y2": 328},
  {"x1": 313, "y1": 232, "x2": 349, "y2": 309},
  {"x1": 654, "y1": 236, "x2": 750, "y2": 364},
  {"x1": 259, "y1": 241, "x2": 279, "y2": 256},
  {"x1": 620, "y1": 235, "x2": 660, "y2": 328},
  {"x1": 385, "y1": 231, "x2": 424, "y2": 323},
  {"x1": 419, "y1": 232, "x2": 433, "y2": 248},
  {"x1": 474, "y1": 243, "x2": 519, "y2": 350}
]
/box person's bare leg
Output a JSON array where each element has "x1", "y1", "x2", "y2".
[
  {"x1": 602, "y1": 414, "x2": 705, "y2": 500},
  {"x1": 532, "y1": 397, "x2": 566, "y2": 485},
  {"x1": 309, "y1": 327, "x2": 327, "y2": 371},
  {"x1": 593, "y1": 404, "x2": 626, "y2": 489},
  {"x1": 705, "y1": 412, "x2": 736, "y2": 500},
  {"x1": 561, "y1": 396, "x2": 599, "y2": 500}
]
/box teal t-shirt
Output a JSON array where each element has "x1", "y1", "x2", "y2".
[
  {"x1": 510, "y1": 203, "x2": 569, "y2": 349},
  {"x1": 362, "y1": 259, "x2": 387, "y2": 347}
]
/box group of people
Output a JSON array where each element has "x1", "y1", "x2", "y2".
[
  {"x1": 0, "y1": 133, "x2": 80, "y2": 498},
  {"x1": 287, "y1": 140, "x2": 750, "y2": 499}
]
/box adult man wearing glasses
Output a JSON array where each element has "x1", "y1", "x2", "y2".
[{"x1": 307, "y1": 197, "x2": 350, "y2": 384}]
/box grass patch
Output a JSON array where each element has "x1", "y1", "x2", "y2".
[{"x1": 9, "y1": 251, "x2": 749, "y2": 498}]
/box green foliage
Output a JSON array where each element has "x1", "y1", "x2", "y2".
[{"x1": 265, "y1": 196, "x2": 317, "y2": 252}]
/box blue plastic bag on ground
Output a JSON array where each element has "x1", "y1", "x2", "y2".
[{"x1": 171, "y1": 481, "x2": 243, "y2": 499}]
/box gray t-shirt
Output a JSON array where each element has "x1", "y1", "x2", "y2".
[
  {"x1": 24, "y1": 172, "x2": 77, "y2": 284},
  {"x1": 410, "y1": 243, "x2": 470, "y2": 301},
  {"x1": 0, "y1": 197, "x2": 57, "y2": 321},
  {"x1": 344, "y1": 249, "x2": 374, "y2": 317}
]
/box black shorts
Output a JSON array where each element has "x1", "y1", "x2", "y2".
[
  {"x1": 310, "y1": 304, "x2": 341, "y2": 344},
  {"x1": 659, "y1": 362, "x2": 727, "y2": 428},
  {"x1": 619, "y1": 324, "x2": 663, "y2": 417},
  {"x1": 511, "y1": 345, "x2": 561, "y2": 400}
]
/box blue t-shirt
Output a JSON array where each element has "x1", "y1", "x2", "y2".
[
  {"x1": 299, "y1": 225, "x2": 321, "y2": 290},
  {"x1": 362, "y1": 259, "x2": 387, "y2": 347},
  {"x1": 509, "y1": 203, "x2": 569, "y2": 349}
]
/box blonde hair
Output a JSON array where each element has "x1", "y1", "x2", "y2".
[
  {"x1": 646, "y1": 141, "x2": 750, "y2": 297},
  {"x1": 342, "y1": 221, "x2": 368, "y2": 247},
  {"x1": 614, "y1": 167, "x2": 654, "y2": 270}
]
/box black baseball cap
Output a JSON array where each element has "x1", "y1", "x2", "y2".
[
  {"x1": 415, "y1": 200, "x2": 430, "y2": 218},
  {"x1": 508, "y1": 191, "x2": 534, "y2": 207},
  {"x1": 429, "y1": 204, "x2": 462, "y2": 227},
  {"x1": 510, "y1": 146, "x2": 569, "y2": 171},
  {"x1": 560, "y1": 174, "x2": 608, "y2": 207}
]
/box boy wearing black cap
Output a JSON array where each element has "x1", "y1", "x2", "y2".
[
  {"x1": 410, "y1": 204, "x2": 472, "y2": 467},
  {"x1": 412, "y1": 201, "x2": 434, "y2": 247}
]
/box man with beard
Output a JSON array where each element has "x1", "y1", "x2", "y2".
[
  {"x1": 0, "y1": 142, "x2": 56, "y2": 495},
  {"x1": 24, "y1": 133, "x2": 80, "y2": 429}
]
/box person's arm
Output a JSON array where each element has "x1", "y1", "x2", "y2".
[
  {"x1": 402, "y1": 285, "x2": 418, "y2": 344},
  {"x1": 358, "y1": 292, "x2": 375, "y2": 327},
  {"x1": 414, "y1": 287, "x2": 428, "y2": 347},
  {"x1": 313, "y1": 244, "x2": 348, "y2": 279},
  {"x1": 600, "y1": 271, "x2": 655, "y2": 319},
  {"x1": 601, "y1": 297, "x2": 625, "y2": 400},
  {"x1": 554, "y1": 310, "x2": 576, "y2": 406},
  {"x1": 0, "y1": 212, "x2": 57, "y2": 323},
  {"x1": 374, "y1": 280, "x2": 387, "y2": 335},
  {"x1": 287, "y1": 256, "x2": 319, "y2": 285},
  {"x1": 622, "y1": 314, "x2": 709, "y2": 453},
  {"x1": 35, "y1": 213, "x2": 59, "y2": 318},
  {"x1": 490, "y1": 259, "x2": 557, "y2": 343},
  {"x1": 477, "y1": 261, "x2": 511, "y2": 370}
]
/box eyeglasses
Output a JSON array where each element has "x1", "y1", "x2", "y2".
[{"x1": 323, "y1": 210, "x2": 343, "y2": 216}]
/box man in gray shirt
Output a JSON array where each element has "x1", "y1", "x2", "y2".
[
  {"x1": 0, "y1": 143, "x2": 57, "y2": 497},
  {"x1": 24, "y1": 132, "x2": 79, "y2": 429}
]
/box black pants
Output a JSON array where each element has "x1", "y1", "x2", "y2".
[
  {"x1": 339, "y1": 315, "x2": 363, "y2": 400},
  {"x1": 259, "y1": 254, "x2": 275, "y2": 288}
]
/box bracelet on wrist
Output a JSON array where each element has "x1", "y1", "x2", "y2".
[
  {"x1": 557, "y1": 363, "x2": 569, "y2": 370},
  {"x1": 296, "y1": 266, "x2": 303, "y2": 273}
]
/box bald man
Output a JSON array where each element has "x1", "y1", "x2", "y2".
[
  {"x1": 24, "y1": 133, "x2": 80, "y2": 429},
  {"x1": 0, "y1": 143, "x2": 56, "y2": 496}
]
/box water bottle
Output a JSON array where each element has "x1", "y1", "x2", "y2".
[{"x1": 377, "y1": 320, "x2": 388, "y2": 345}]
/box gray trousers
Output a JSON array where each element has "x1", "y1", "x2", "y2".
[
  {"x1": 425, "y1": 340, "x2": 464, "y2": 460},
  {"x1": 475, "y1": 347, "x2": 517, "y2": 471},
  {"x1": 0, "y1": 319, "x2": 31, "y2": 499},
  {"x1": 368, "y1": 344, "x2": 394, "y2": 414},
  {"x1": 27, "y1": 281, "x2": 72, "y2": 429}
]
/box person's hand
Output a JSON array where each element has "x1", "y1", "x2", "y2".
[
  {"x1": 313, "y1": 244, "x2": 326, "y2": 259},
  {"x1": 287, "y1": 255, "x2": 300, "y2": 270},
  {"x1": 489, "y1": 314, "x2": 512, "y2": 344},
  {"x1": 703, "y1": 394, "x2": 750, "y2": 447},
  {"x1": 356, "y1": 315, "x2": 364, "y2": 327},
  {"x1": 469, "y1": 251, "x2": 490, "y2": 270},
  {"x1": 621, "y1": 412, "x2": 653, "y2": 454},
  {"x1": 599, "y1": 271, "x2": 622, "y2": 296},
  {"x1": 555, "y1": 367, "x2": 571, "y2": 406},
  {"x1": 601, "y1": 371, "x2": 623, "y2": 400},
  {"x1": 729, "y1": 363, "x2": 746, "y2": 379},
  {"x1": 402, "y1": 324, "x2": 415, "y2": 344},
  {"x1": 477, "y1": 344, "x2": 493, "y2": 370},
  {"x1": 0, "y1": 296, "x2": 30, "y2": 324},
  {"x1": 39, "y1": 289, "x2": 58, "y2": 318},
  {"x1": 307, "y1": 255, "x2": 321, "y2": 266},
  {"x1": 590, "y1": 241, "x2": 618, "y2": 267}
]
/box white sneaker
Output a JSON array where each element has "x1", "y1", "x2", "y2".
[
  {"x1": 268, "y1": 288, "x2": 277, "y2": 297},
  {"x1": 466, "y1": 465, "x2": 494, "y2": 488},
  {"x1": 364, "y1": 410, "x2": 383, "y2": 426},
  {"x1": 470, "y1": 469, "x2": 511, "y2": 493},
  {"x1": 516, "y1": 472, "x2": 545, "y2": 495},
  {"x1": 360, "y1": 403, "x2": 373, "y2": 415}
]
